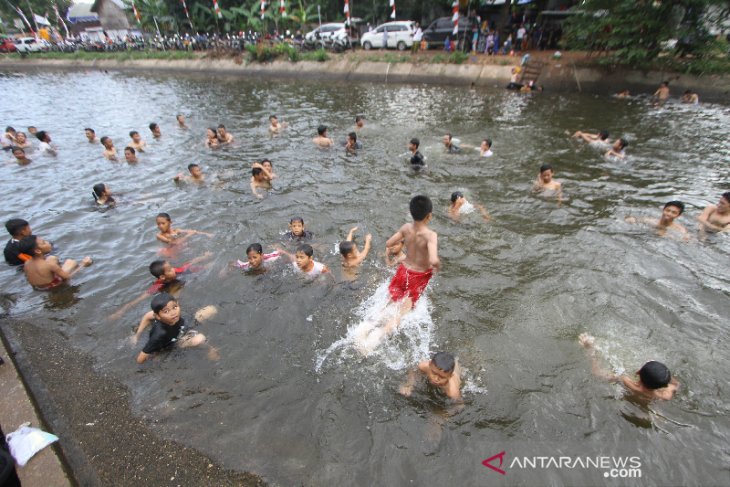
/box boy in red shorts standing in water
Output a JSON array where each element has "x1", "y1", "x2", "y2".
[{"x1": 357, "y1": 195, "x2": 440, "y2": 354}]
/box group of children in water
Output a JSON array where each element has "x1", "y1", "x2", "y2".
[{"x1": 3, "y1": 99, "x2": 729, "y2": 404}]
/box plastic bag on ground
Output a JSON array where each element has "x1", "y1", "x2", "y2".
[{"x1": 6, "y1": 424, "x2": 59, "y2": 467}]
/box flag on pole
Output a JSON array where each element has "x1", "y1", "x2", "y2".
[
  {"x1": 213, "y1": 0, "x2": 222, "y2": 19},
  {"x1": 180, "y1": 0, "x2": 194, "y2": 29},
  {"x1": 131, "y1": 1, "x2": 141, "y2": 23},
  {"x1": 261, "y1": 0, "x2": 266, "y2": 20},
  {"x1": 389, "y1": 0, "x2": 395, "y2": 20},
  {"x1": 343, "y1": 0, "x2": 349, "y2": 26},
  {"x1": 52, "y1": 2, "x2": 69, "y2": 38},
  {"x1": 280, "y1": 0, "x2": 286, "y2": 18},
  {"x1": 451, "y1": 0, "x2": 459, "y2": 36},
  {"x1": 14, "y1": 6, "x2": 34, "y2": 33}
]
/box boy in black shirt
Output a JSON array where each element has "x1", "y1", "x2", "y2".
[{"x1": 131, "y1": 293, "x2": 219, "y2": 364}]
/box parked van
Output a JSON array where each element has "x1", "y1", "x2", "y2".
[
  {"x1": 422, "y1": 17, "x2": 473, "y2": 49},
  {"x1": 304, "y1": 23, "x2": 347, "y2": 48},
  {"x1": 360, "y1": 21, "x2": 416, "y2": 50},
  {"x1": 14, "y1": 37, "x2": 49, "y2": 53}
]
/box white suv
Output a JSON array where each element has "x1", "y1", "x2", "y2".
[
  {"x1": 14, "y1": 37, "x2": 49, "y2": 53},
  {"x1": 304, "y1": 23, "x2": 346, "y2": 47},
  {"x1": 361, "y1": 21, "x2": 415, "y2": 51}
]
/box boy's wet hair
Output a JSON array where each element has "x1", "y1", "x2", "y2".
[
  {"x1": 157, "y1": 212, "x2": 172, "y2": 222},
  {"x1": 616, "y1": 138, "x2": 628, "y2": 150},
  {"x1": 431, "y1": 351, "x2": 455, "y2": 373},
  {"x1": 290, "y1": 217, "x2": 304, "y2": 225},
  {"x1": 664, "y1": 201, "x2": 685, "y2": 214},
  {"x1": 598, "y1": 130, "x2": 609, "y2": 140},
  {"x1": 252, "y1": 167, "x2": 263, "y2": 176},
  {"x1": 297, "y1": 244, "x2": 314, "y2": 257},
  {"x1": 410, "y1": 138, "x2": 420, "y2": 148},
  {"x1": 100, "y1": 136, "x2": 110, "y2": 145},
  {"x1": 409, "y1": 195, "x2": 433, "y2": 221},
  {"x1": 539, "y1": 164, "x2": 553, "y2": 173},
  {"x1": 35, "y1": 131, "x2": 49, "y2": 142},
  {"x1": 5, "y1": 218, "x2": 29, "y2": 237},
  {"x1": 92, "y1": 183, "x2": 106, "y2": 200},
  {"x1": 450, "y1": 191, "x2": 464, "y2": 203},
  {"x1": 261, "y1": 158, "x2": 272, "y2": 166},
  {"x1": 661, "y1": 81, "x2": 669, "y2": 87},
  {"x1": 684, "y1": 89, "x2": 692, "y2": 95},
  {"x1": 12, "y1": 146, "x2": 25, "y2": 155},
  {"x1": 188, "y1": 163, "x2": 199, "y2": 171},
  {"x1": 483, "y1": 138, "x2": 492, "y2": 148},
  {"x1": 151, "y1": 292, "x2": 176, "y2": 314},
  {"x1": 84, "y1": 127, "x2": 95, "y2": 134},
  {"x1": 638, "y1": 361, "x2": 671, "y2": 390},
  {"x1": 129, "y1": 130, "x2": 139, "y2": 138},
  {"x1": 355, "y1": 116, "x2": 364, "y2": 123},
  {"x1": 722, "y1": 192, "x2": 730, "y2": 203},
  {"x1": 207, "y1": 126, "x2": 217, "y2": 134},
  {"x1": 317, "y1": 125, "x2": 327, "y2": 136},
  {"x1": 149, "y1": 260, "x2": 167, "y2": 278},
  {"x1": 269, "y1": 115, "x2": 277, "y2": 121},
  {"x1": 149, "y1": 123, "x2": 159, "y2": 130},
  {"x1": 124, "y1": 146, "x2": 135, "y2": 154},
  {"x1": 176, "y1": 114, "x2": 184, "y2": 119},
  {"x1": 5, "y1": 126, "x2": 15, "y2": 133},
  {"x1": 17, "y1": 235, "x2": 39, "y2": 255},
  {"x1": 246, "y1": 243, "x2": 263, "y2": 255},
  {"x1": 444, "y1": 133, "x2": 452, "y2": 141},
  {"x1": 348, "y1": 132, "x2": 357, "y2": 141},
  {"x1": 339, "y1": 241, "x2": 355, "y2": 256},
  {"x1": 217, "y1": 124, "x2": 226, "y2": 130}
]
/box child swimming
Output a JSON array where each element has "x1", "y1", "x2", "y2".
[
  {"x1": 92, "y1": 183, "x2": 115, "y2": 206},
  {"x1": 279, "y1": 244, "x2": 330, "y2": 279},
  {"x1": 625, "y1": 201, "x2": 689, "y2": 240},
  {"x1": 19, "y1": 235, "x2": 92, "y2": 290},
  {"x1": 234, "y1": 243, "x2": 281, "y2": 273},
  {"x1": 283, "y1": 217, "x2": 313, "y2": 242},
  {"x1": 340, "y1": 227, "x2": 372, "y2": 279},
  {"x1": 399, "y1": 351, "x2": 462, "y2": 401},
  {"x1": 155, "y1": 212, "x2": 212, "y2": 245},
  {"x1": 448, "y1": 191, "x2": 491, "y2": 222}
]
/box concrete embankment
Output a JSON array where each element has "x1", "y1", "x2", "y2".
[{"x1": 2, "y1": 57, "x2": 728, "y2": 102}]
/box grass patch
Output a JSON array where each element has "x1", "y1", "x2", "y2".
[
  {"x1": 448, "y1": 51, "x2": 469, "y2": 64},
  {"x1": 300, "y1": 49, "x2": 329, "y2": 62}
]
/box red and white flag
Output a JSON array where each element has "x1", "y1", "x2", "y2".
[
  {"x1": 344, "y1": 0, "x2": 350, "y2": 25},
  {"x1": 261, "y1": 0, "x2": 266, "y2": 19},
  {"x1": 180, "y1": 0, "x2": 194, "y2": 28},
  {"x1": 213, "y1": 0, "x2": 222, "y2": 19},
  {"x1": 389, "y1": 0, "x2": 395, "y2": 20},
  {"x1": 280, "y1": 0, "x2": 286, "y2": 17},
  {"x1": 451, "y1": 0, "x2": 459, "y2": 36},
  {"x1": 131, "y1": 1, "x2": 141, "y2": 23}
]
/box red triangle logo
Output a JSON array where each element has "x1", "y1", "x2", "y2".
[{"x1": 482, "y1": 451, "x2": 507, "y2": 475}]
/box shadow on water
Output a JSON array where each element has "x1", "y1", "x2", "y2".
[{"x1": 0, "y1": 69, "x2": 729, "y2": 486}]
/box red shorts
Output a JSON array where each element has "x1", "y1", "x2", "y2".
[{"x1": 388, "y1": 264, "x2": 433, "y2": 304}]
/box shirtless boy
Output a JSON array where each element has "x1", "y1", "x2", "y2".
[
  {"x1": 572, "y1": 129, "x2": 610, "y2": 146},
  {"x1": 128, "y1": 131, "x2": 146, "y2": 152},
  {"x1": 449, "y1": 191, "x2": 491, "y2": 222},
  {"x1": 124, "y1": 147, "x2": 138, "y2": 163},
  {"x1": 132, "y1": 293, "x2": 218, "y2": 364},
  {"x1": 313, "y1": 125, "x2": 334, "y2": 148},
  {"x1": 697, "y1": 192, "x2": 730, "y2": 233},
  {"x1": 176, "y1": 114, "x2": 187, "y2": 129},
  {"x1": 100, "y1": 136, "x2": 117, "y2": 161},
  {"x1": 216, "y1": 124, "x2": 234, "y2": 144},
  {"x1": 268, "y1": 115, "x2": 287, "y2": 134},
  {"x1": 149, "y1": 122, "x2": 162, "y2": 139},
  {"x1": 605, "y1": 138, "x2": 629, "y2": 159},
  {"x1": 625, "y1": 201, "x2": 688, "y2": 239},
  {"x1": 579, "y1": 333, "x2": 678, "y2": 401},
  {"x1": 250, "y1": 162, "x2": 273, "y2": 199},
  {"x1": 85, "y1": 128, "x2": 98, "y2": 144},
  {"x1": 354, "y1": 116, "x2": 365, "y2": 130},
  {"x1": 399, "y1": 351, "x2": 462, "y2": 401},
  {"x1": 12, "y1": 147, "x2": 31, "y2": 165},
  {"x1": 339, "y1": 227, "x2": 372, "y2": 278},
  {"x1": 20, "y1": 235, "x2": 92, "y2": 290},
  {"x1": 156, "y1": 212, "x2": 212, "y2": 245},
  {"x1": 532, "y1": 164, "x2": 562, "y2": 197},
  {"x1": 385, "y1": 238, "x2": 406, "y2": 267},
  {"x1": 681, "y1": 90, "x2": 699, "y2": 105},
  {"x1": 174, "y1": 163, "x2": 205, "y2": 183},
  {"x1": 654, "y1": 81, "x2": 670, "y2": 103}
]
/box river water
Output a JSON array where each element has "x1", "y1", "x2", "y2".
[{"x1": 1, "y1": 69, "x2": 729, "y2": 486}]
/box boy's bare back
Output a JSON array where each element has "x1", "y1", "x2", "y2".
[{"x1": 397, "y1": 222, "x2": 439, "y2": 273}]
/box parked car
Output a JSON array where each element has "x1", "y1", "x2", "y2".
[
  {"x1": 0, "y1": 37, "x2": 17, "y2": 53},
  {"x1": 360, "y1": 21, "x2": 416, "y2": 50},
  {"x1": 13, "y1": 37, "x2": 49, "y2": 53},
  {"x1": 422, "y1": 16, "x2": 473, "y2": 49},
  {"x1": 304, "y1": 23, "x2": 347, "y2": 48}
]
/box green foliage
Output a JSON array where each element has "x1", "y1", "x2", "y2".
[
  {"x1": 245, "y1": 42, "x2": 305, "y2": 63},
  {"x1": 448, "y1": 51, "x2": 469, "y2": 64},
  {"x1": 430, "y1": 54, "x2": 446, "y2": 64},
  {"x1": 301, "y1": 48, "x2": 329, "y2": 62}
]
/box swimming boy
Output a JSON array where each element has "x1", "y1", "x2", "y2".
[
  {"x1": 174, "y1": 163, "x2": 205, "y2": 183},
  {"x1": 100, "y1": 136, "x2": 117, "y2": 161},
  {"x1": 11, "y1": 147, "x2": 31, "y2": 165},
  {"x1": 156, "y1": 212, "x2": 212, "y2": 245},
  {"x1": 1, "y1": 126, "x2": 15, "y2": 149},
  {"x1": 697, "y1": 192, "x2": 730, "y2": 233},
  {"x1": 124, "y1": 146, "x2": 138, "y2": 163},
  {"x1": 313, "y1": 125, "x2": 334, "y2": 148},
  {"x1": 149, "y1": 122, "x2": 162, "y2": 139},
  {"x1": 605, "y1": 138, "x2": 629, "y2": 159},
  {"x1": 281, "y1": 244, "x2": 329, "y2": 279},
  {"x1": 283, "y1": 217, "x2": 313, "y2": 242},
  {"x1": 250, "y1": 163, "x2": 273, "y2": 199},
  {"x1": 572, "y1": 129, "x2": 610, "y2": 146},
  {"x1": 13, "y1": 132, "x2": 31, "y2": 149},
  {"x1": 131, "y1": 293, "x2": 219, "y2": 364},
  {"x1": 109, "y1": 252, "x2": 212, "y2": 320},
  {"x1": 399, "y1": 351, "x2": 462, "y2": 401},
  {"x1": 268, "y1": 115, "x2": 287, "y2": 134},
  {"x1": 234, "y1": 243, "x2": 281, "y2": 273},
  {"x1": 532, "y1": 164, "x2": 563, "y2": 197},
  {"x1": 579, "y1": 333, "x2": 678, "y2": 400},
  {"x1": 385, "y1": 238, "x2": 406, "y2": 267},
  {"x1": 443, "y1": 133, "x2": 460, "y2": 153},
  {"x1": 479, "y1": 138, "x2": 493, "y2": 157},
  {"x1": 408, "y1": 138, "x2": 425, "y2": 168},
  {"x1": 35, "y1": 131, "x2": 57, "y2": 156},
  {"x1": 355, "y1": 116, "x2": 365, "y2": 131},
  {"x1": 128, "y1": 131, "x2": 146, "y2": 152},
  {"x1": 625, "y1": 201, "x2": 688, "y2": 238},
  {"x1": 92, "y1": 183, "x2": 115, "y2": 206},
  {"x1": 176, "y1": 114, "x2": 187, "y2": 129},
  {"x1": 449, "y1": 191, "x2": 491, "y2": 222},
  {"x1": 340, "y1": 227, "x2": 372, "y2": 277},
  {"x1": 345, "y1": 132, "x2": 362, "y2": 154},
  {"x1": 4, "y1": 218, "x2": 32, "y2": 266},
  {"x1": 654, "y1": 81, "x2": 670, "y2": 103},
  {"x1": 20, "y1": 235, "x2": 92, "y2": 290},
  {"x1": 681, "y1": 90, "x2": 699, "y2": 105},
  {"x1": 216, "y1": 124, "x2": 234, "y2": 144}
]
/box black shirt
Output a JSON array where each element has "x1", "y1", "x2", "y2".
[
  {"x1": 284, "y1": 230, "x2": 314, "y2": 242},
  {"x1": 142, "y1": 317, "x2": 186, "y2": 354},
  {"x1": 4, "y1": 239, "x2": 24, "y2": 266},
  {"x1": 410, "y1": 151, "x2": 425, "y2": 167},
  {"x1": 446, "y1": 143, "x2": 460, "y2": 154}
]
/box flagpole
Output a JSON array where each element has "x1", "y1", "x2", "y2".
[{"x1": 25, "y1": 0, "x2": 39, "y2": 32}]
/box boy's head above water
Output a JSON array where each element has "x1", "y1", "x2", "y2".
[
  {"x1": 339, "y1": 240, "x2": 355, "y2": 257},
  {"x1": 6, "y1": 218, "x2": 30, "y2": 238},
  {"x1": 246, "y1": 243, "x2": 264, "y2": 268},
  {"x1": 539, "y1": 164, "x2": 554, "y2": 182},
  {"x1": 149, "y1": 259, "x2": 177, "y2": 282},
  {"x1": 156, "y1": 212, "x2": 172, "y2": 232},
  {"x1": 427, "y1": 352, "x2": 456, "y2": 387},
  {"x1": 450, "y1": 191, "x2": 464, "y2": 203},
  {"x1": 295, "y1": 244, "x2": 314, "y2": 269},
  {"x1": 19, "y1": 235, "x2": 52, "y2": 257},
  {"x1": 150, "y1": 293, "x2": 180, "y2": 324},
  {"x1": 289, "y1": 217, "x2": 305, "y2": 236},
  {"x1": 409, "y1": 195, "x2": 433, "y2": 222},
  {"x1": 638, "y1": 361, "x2": 671, "y2": 389},
  {"x1": 662, "y1": 201, "x2": 685, "y2": 222}
]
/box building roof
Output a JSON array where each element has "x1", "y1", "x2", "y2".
[
  {"x1": 91, "y1": 0, "x2": 129, "y2": 12},
  {"x1": 67, "y1": 3, "x2": 99, "y2": 23}
]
